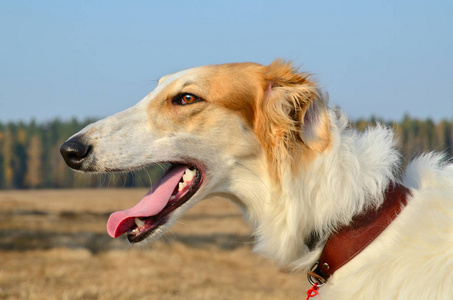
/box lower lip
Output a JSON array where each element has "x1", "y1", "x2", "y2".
[{"x1": 126, "y1": 167, "x2": 203, "y2": 243}]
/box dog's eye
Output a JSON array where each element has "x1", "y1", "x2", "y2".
[
  {"x1": 182, "y1": 94, "x2": 197, "y2": 104},
  {"x1": 173, "y1": 93, "x2": 202, "y2": 105}
]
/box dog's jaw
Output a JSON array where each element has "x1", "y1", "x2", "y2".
[{"x1": 106, "y1": 164, "x2": 204, "y2": 243}]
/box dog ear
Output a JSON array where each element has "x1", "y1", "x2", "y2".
[
  {"x1": 299, "y1": 92, "x2": 331, "y2": 152},
  {"x1": 259, "y1": 60, "x2": 331, "y2": 154}
]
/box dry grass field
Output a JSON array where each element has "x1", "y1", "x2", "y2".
[{"x1": 0, "y1": 189, "x2": 308, "y2": 300}]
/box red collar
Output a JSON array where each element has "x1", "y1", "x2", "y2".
[{"x1": 308, "y1": 183, "x2": 410, "y2": 286}]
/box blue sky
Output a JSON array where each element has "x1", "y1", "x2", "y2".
[{"x1": 1, "y1": 0, "x2": 452, "y2": 122}]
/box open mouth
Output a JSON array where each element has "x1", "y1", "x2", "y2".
[{"x1": 106, "y1": 164, "x2": 203, "y2": 243}]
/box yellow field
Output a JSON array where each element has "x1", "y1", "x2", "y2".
[{"x1": 0, "y1": 189, "x2": 308, "y2": 300}]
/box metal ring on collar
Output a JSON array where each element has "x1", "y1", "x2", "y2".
[{"x1": 307, "y1": 263, "x2": 327, "y2": 287}]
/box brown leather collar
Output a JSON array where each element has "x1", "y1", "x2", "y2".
[{"x1": 308, "y1": 183, "x2": 410, "y2": 285}]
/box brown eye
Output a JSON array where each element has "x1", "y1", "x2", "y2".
[
  {"x1": 181, "y1": 94, "x2": 197, "y2": 104},
  {"x1": 173, "y1": 93, "x2": 202, "y2": 105}
]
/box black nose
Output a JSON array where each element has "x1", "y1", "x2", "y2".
[{"x1": 60, "y1": 136, "x2": 92, "y2": 170}]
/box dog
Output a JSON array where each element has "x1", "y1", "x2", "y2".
[{"x1": 60, "y1": 60, "x2": 453, "y2": 299}]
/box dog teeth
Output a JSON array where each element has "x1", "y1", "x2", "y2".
[
  {"x1": 134, "y1": 217, "x2": 145, "y2": 228},
  {"x1": 178, "y1": 182, "x2": 187, "y2": 191},
  {"x1": 182, "y1": 168, "x2": 196, "y2": 183},
  {"x1": 170, "y1": 195, "x2": 176, "y2": 200}
]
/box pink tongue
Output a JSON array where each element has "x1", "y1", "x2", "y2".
[{"x1": 107, "y1": 165, "x2": 187, "y2": 238}]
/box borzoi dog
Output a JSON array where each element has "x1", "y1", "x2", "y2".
[{"x1": 60, "y1": 60, "x2": 453, "y2": 299}]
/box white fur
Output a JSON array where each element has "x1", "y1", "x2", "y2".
[
  {"x1": 68, "y1": 64, "x2": 453, "y2": 299},
  {"x1": 321, "y1": 154, "x2": 453, "y2": 299}
]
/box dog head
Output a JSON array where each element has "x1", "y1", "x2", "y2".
[{"x1": 60, "y1": 59, "x2": 331, "y2": 243}]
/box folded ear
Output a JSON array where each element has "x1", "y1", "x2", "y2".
[
  {"x1": 300, "y1": 92, "x2": 331, "y2": 152},
  {"x1": 257, "y1": 60, "x2": 331, "y2": 160}
]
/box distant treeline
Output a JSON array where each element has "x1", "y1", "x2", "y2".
[{"x1": 0, "y1": 115, "x2": 452, "y2": 189}]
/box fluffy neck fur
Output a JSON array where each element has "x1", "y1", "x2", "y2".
[{"x1": 245, "y1": 109, "x2": 400, "y2": 271}]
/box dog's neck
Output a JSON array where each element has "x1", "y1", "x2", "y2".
[{"x1": 246, "y1": 111, "x2": 401, "y2": 270}]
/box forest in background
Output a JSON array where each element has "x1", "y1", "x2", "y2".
[{"x1": 0, "y1": 115, "x2": 452, "y2": 189}]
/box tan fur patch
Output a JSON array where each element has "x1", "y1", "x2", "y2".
[
  {"x1": 255, "y1": 60, "x2": 331, "y2": 180},
  {"x1": 147, "y1": 60, "x2": 331, "y2": 183}
]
